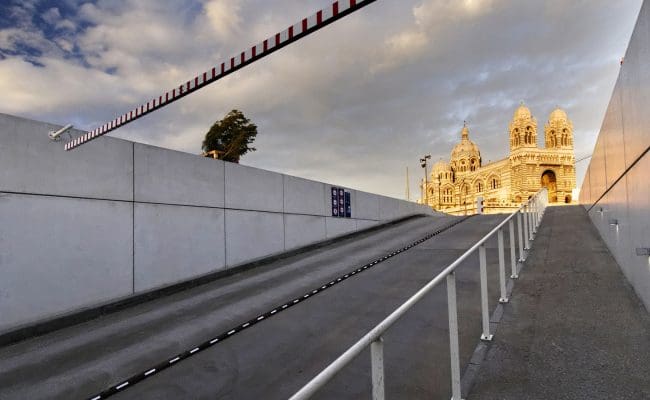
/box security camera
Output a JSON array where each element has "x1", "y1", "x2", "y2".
[{"x1": 48, "y1": 124, "x2": 74, "y2": 141}]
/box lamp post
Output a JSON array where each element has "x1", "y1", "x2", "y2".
[{"x1": 420, "y1": 154, "x2": 431, "y2": 205}]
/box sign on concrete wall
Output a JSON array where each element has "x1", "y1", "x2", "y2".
[{"x1": 331, "y1": 187, "x2": 352, "y2": 218}]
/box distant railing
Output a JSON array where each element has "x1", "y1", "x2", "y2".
[{"x1": 289, "y1": 189, "x2": 548, "y2": 400}]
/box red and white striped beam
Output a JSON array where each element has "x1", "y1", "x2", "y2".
[{"x1": 65, "y1": 0, "x2": 378, "y2": 151}]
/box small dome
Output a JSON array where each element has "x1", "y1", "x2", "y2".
[
  {"x1": 450, "y1": 123, "x2": 481, "y2": 166},
  {"x1": 513, "y1": 103, "x2": 532, "y2": 120},
  {"x1": 549, "y1": 107, "x2": 568, "y2": 122},
  {"x1": 451, "y1": 140, "x2": 480, "y2": 160},
  {"x1": 431, "y1": 160, "x2": 452, "y2": 181},
  {"x1": 432, "y1": 160, "x2": 451, "y2": 172}
]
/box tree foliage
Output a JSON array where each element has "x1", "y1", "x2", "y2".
[{"x1": 202, "y1": 109, "x2": 258, "y2": 163}]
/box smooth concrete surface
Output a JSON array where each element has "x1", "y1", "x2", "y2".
[
  {"x1": 354, "y1": 190, "x2": 381, "y2": 220},
  {"x1": 619, "y1": 2, "x2": 650, "y2": 168},
  {"x1": 468, "y1": 206, "x2": 650, "y2": 400},
  {"x1": 0, "y1": 113, "x2": 133, "y2": 201},
  {"x1": 283, "y1": 214, "x2": 327, "y2": 250},
  {"x1": 134, "y1": 204, "x2": 225, "y2": 292},
  {"x1": 283, "y1": 175, "x2": 327, "y2": 216},
  {"x1": 581, "y1": 1, "x2": 650, "y2": 311},
  {"x1": 0, "y1": 112, "x2": 434, "y2": 333},
  {"x1": 325, "y1": 216, "x2": 358, "y2": 238},
  {"x1": 224, "y1": 209, "x2": 285, "y2": 266},
  {"x1": 134, "y1": 143, "x2": 225, "y2": 207},
  {"x1": 378, "y1": 195, "x2": 400, "y2": 221},
  {"x1": 0, "y1": 193, "x2": 133, "y2": 332},
  {"x1": 224, "y1": 162, "x2": 284, "y2": 213},
  {"x1": 0, "y1": 214, "x2": 516, "y2": 400}
]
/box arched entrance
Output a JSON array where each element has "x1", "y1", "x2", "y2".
[{"x1": 541, "y1": 170, "x2": 557, "y2": 202}]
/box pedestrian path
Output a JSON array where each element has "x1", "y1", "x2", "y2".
[{"x1": 468, "y1": 205, "x2": 650, "y2": 400}]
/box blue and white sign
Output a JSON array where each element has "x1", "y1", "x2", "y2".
[
  {"x1": 331, "y1": 187, "x2": 339, "y2": 217},
  {"x1": 345, "y1": 191, "x2": 351, "y2": 218},
  {"x1": 331, "y1": 187, "x2": 352, "y2": 218}
]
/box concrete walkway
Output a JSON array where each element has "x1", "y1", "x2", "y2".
[{"x1": 468, "y1": 206, "x2": 650, "y2": 400}]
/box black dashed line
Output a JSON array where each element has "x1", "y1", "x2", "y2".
[{"x1": 85, "y1": 215, "x2": 471, "y2": 400}]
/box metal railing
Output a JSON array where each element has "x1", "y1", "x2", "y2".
[{"x1": 289, "y1": 188, "x2": 548, "y2": 400}]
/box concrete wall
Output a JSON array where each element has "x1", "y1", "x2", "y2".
[
  {"x1": 580, "y1": 1, "x2": 650, "y2": 311},
  {"x1": 0, "y1": 112, "x2": 436, "y2": 332}
]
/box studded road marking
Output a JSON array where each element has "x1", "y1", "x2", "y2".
[{"x1": 86, "y1": 215, "x2": 471, "y2": 400}]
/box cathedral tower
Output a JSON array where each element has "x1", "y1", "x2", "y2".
[
  {"x1": 509, "y1": 103, "x2": 538, "y2": 151},
  {"x1": 544, "y1": 108, "x2": 573, "y2": 149}
]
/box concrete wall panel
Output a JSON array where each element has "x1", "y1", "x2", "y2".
[
  {"x1": 134, "y1": 143, "x2": 225, "y2": 207},
  {"x1": 325, "y1": 217, "x2": 357, "y2": 238},
  {"x1": 588, "y1": 135, "x2": 608, "y2": 201},
  {"x1": 284, "y1": 214, "x2": 326, "y2": 250},
  {"x1": 354, "y1": 190, "x2": 380, "y2": 220},
  {"x1": 225, "y1": 210, "x2": 284, "y2": 266},
  {"x1": 582, "y1": 2, "x2": 650, "y2": 311},
  {"x1": 624, "y1": 153, "x2": 650, "y2": 307},
  {"x1": 0, "y1": 112, "x2": 438, "y2": 331},
  {"x1": 0, "y1": 113, "x2": 133, "y2": 201},
  {"x1": 0, "y1": 193, "x2": 133, "y2": 331},
  {"x1": 603, "y1": 178, "x2": 630, "y2": 275},
  {"x1": 356, "y1": 220, "x2": 379, "y2": 230},
  {"x1": 379, "y1": 196, "x2": 400, "y2": 221},
  {"x1": 602, "y1": 85, "x2": 626, "y2": 185},
  {"x1": 134, "y1": 204, "x2": 225, "y2": 292},
  {"x1": 283, "y1": 176, "x2": 327, "y2": 216},
  {"x1": 581, "y1": 170, "x2": 591, "y2": 205},
  {"x1": 225, "y1": 163, "x2": 284, "y2": 212},
  {"x1": 620, "y1": 2, "x2": 650, "y2": 168}
]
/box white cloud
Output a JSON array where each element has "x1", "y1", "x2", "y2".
[
  {"x1": 203, "y1": 0, "x2": 243, "y2": 40},
  {"x1": 0, "y1": 0, "x2": 643, "y2": 199}
]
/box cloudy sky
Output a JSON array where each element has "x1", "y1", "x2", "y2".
[{"x1": 0, "y1": 0, "x2": 642, "y2": 199}]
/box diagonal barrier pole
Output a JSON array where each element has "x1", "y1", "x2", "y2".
[{"x1": 64, "y1": 0, "x2": 379, "y2": 151}]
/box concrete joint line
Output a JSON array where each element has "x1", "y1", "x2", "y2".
[{"x1": 85, "y1": 216, "x2": 473, "y2": 400}]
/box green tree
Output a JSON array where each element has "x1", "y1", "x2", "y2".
[{"x1": 202, "y1": 109, "x2": 258, "y2": 163}]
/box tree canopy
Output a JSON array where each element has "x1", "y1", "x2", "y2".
[{"x1": 202, "y1": 109, "x2": 258, "y2": 163}]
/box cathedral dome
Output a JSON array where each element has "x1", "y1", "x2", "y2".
[
  {"x1": 513, "y1": 103, "x2": 532, "y2": 120},
  {"x1": 450, "y1": 123, "x2": 481, "y2": 173},
  {"x1": 432, "y1": 160, "x2": 451, "y2": 173},
  {"x1": 432, "y1": 160, "x2": 452, "y2": 181},
  {"x1": 549, "y1": 107, "x2": 568, "y2": 122}
]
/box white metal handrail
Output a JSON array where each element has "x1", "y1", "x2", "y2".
[{"x1": 289, "y1": 188, "x2": 548, "y2": 400}]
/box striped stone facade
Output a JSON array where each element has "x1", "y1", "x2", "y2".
[{"x1": 422, "y1": 104, "x2": 576, "y2": 214}]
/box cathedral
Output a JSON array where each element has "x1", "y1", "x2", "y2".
[{"x1": 422, "y1": 103, "x2": 576, "y2": 214}]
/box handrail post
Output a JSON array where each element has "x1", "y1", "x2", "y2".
[
  {"x1": 497, "y1": 228, "x2": 508, "y2": 303},
  {"x1": 509, "y1": 219, "x2": 518, "y2": 278},
  {"x1": 528, "y1": 201, "x2": 535, "y2": 240},
  {"x1": 523, "y1": 204, "x2": 529, "y2": 250},
  {"x1": 517, "y1": 212, "x2": 524, "y2": 262},
  {"x1": 479, "y1": 244, "x2": 493, "y2": 341},
  {"x1": 531, "y1": 200, "x2": 537, "y2": 235},
  {"x1": 371, "y1": 337, "x2": 385, "y2": 400},
  {"x1": 447, "y1": 273, "x2": 463, "y2": 400}
]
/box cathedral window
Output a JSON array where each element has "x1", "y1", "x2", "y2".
[
  {"x1": 443, "y1": 188, "x2": 454, "y2": 204},
  {"x1": 476, "y1": 182, "x2": 483, "y2": 193},
  {"x1": 490, "y1": 178, "x2": 499, "y2": 189}
]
